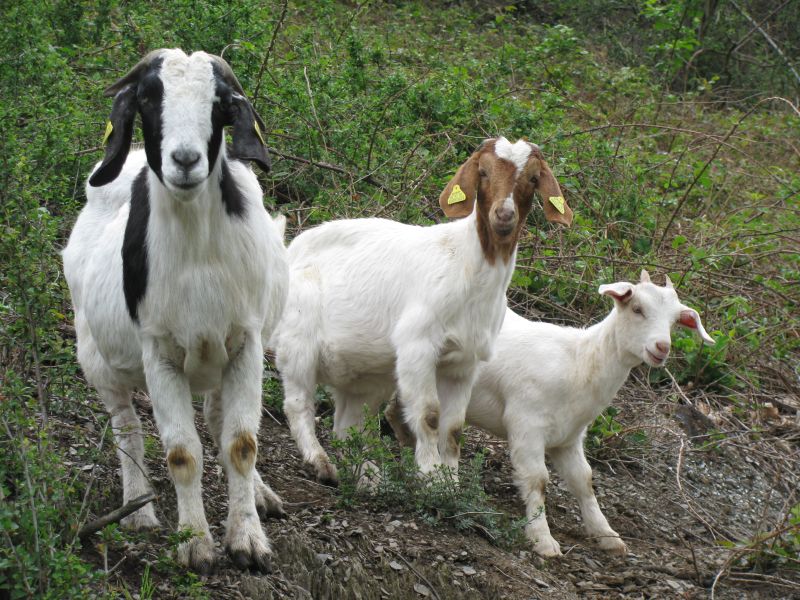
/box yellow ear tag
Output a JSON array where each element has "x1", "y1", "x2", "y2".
[
  {"x1": 549, "y1": 196, "x2": 566, "y2": 214},
  {"x1": 253, "y1": 120, "x2": 266, "y2": 146},
  {"x1": 447, "y1": 184, "x2": 467, "y2": 205},
  {"x1": 102, "y1": 121, "x2": 113, "y2": 146}
]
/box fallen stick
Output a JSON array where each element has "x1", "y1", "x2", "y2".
[{"x1": 77, "y1": 492, "x2": 156, "y2": 540}]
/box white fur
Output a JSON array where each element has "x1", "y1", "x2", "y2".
[
  {"x1": 460, "y1": 276, "x2": 714, "y2": 556},
  {"x1": 494, "y1": 138, "x2": 533, "y2": 173},
  {"x1": 62, "y1": 49, "x2": 287, "y2": 571},
  {"x1": 272, "y1": 211, "x2": 519, "y2": 483}
]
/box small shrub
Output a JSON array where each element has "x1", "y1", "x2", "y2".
[{"x1": 330, "y1": 413, "x2": 525, "y2": 547}]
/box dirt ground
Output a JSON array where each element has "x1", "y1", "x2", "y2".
[{"x1": 68, "y1": 367, "x2": 800, "y2": 599}]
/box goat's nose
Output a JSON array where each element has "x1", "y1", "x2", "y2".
[
  {"x1": 495, "y1": 205, "x2": 516, "y2": 223},
  {"x1": 655, "y1": 341, "x2": 670, "y2": 354},
  {"x1": 171, "y1": 149, "x2": 201, "y2": 170}
]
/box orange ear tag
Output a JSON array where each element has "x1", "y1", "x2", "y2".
[
  {"x1": 549, "y1": 196, "x2": 566, "y2": 214},
  {"x1": 447, "y1": 184, "x2": 467, "y2": 205},
  {"x1": 102, "y1": 121, "x2": 113, "y2": 146}
]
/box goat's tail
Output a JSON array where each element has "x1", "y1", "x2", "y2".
[{"x1": 271, "y1": 213, "x2": 287, "y2": 241}]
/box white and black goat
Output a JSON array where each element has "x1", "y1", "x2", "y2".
[
  {"x1": 387, "y1": 270, "x2": 715, "y2": 556},
  {"x1": 271, "y1": 138, "x2": 573, "y2": 485},
  {"x1": 62, "y1": 49, "x2": 288, "y2": 573}
]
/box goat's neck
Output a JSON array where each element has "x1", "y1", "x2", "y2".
[
  {"x1": 576, "y1": 310, "x2": 641, "y2": 404},
  {"x1": 454, "y1": 211, "x2": 518, "y2": 284},
  {"x1": 147, "y1": 160, "x2": 227, "y2": 256},
  {"x1": 473, "y1": 204, "x2": 527, "y2": 266}
]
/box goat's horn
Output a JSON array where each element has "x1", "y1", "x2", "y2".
[
  {"x1": 103, "y1": 49, "x2": 165, "y2": 97},
  {"x1": 665, "y1": 274, "x2": 674, "y2": 289},
  {"x1": 640, "y1": 269, "x2": 651, "y2": 283}
]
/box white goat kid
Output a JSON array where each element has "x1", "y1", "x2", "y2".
[
  {"x1": 62, "y1": 49, "x2": 288, "y2": 573},
  {"x1": 387, "y1": 270, "x2": 714, "y2": 556},
  {"x1": 272, "y1": 137, "x2": 573, "y2": 485}
]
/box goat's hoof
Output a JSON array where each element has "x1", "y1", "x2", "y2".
[
  {"x1": 313, "y1": 458, "x2": 339, "y2": 487},
  {"x1": 177, "y1": 535, "x2": 217, "y2": 575},
  {"x1": 256, "y1": 501, "x2": 287, "y2": 521},
  {"x1": 533, "y1": 536, "x2": 562, "y2": 558},
  {"x1": 254, "y1": 479, "x2": 286, "y2": 520},
  {"x1": 598, "y1": 535, "x2": 628, "y2": 555},
  {"x1": 225, "y1": 515, "x2": 273, "y2": 573},
  {"x1": 120, "y1": 507, "x2": 161, "y2": 531}
]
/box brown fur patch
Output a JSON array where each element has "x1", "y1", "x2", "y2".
[
  {"x1": 474, "y1": 153, "x2": 531, "y2": 265},
  {"x1": 385, "y1": 400, "x2": 416, "y2": 448},
  {"x1": 230, "y1": 431, "x2": 257, "y2": 476},
  {"x1": 439, "y1": 139, "x2": 570, "y2": 264},
  {"x1": 447, "y1": 426, "x2": 463, "y2": 455},
  {"x1": 167, "y1": 446, "x2": 196, "y2": 485},
  {"x1": 424, "y1": 408, "x2": 440, "y2": 433}
]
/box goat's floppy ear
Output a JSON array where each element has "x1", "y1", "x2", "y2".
[
  {"x1": 439, "y1": 154, "x2": 480, "y2": 218},
  {"x1": 230, "y1": 95, "x2": 271, "y2": 173},
  {"x1": 88, "y1": 85, "x2": 138, "y2": 187},
  {"x1": 103, "y1": 49, "x2": 164, "y2": 98},
  {"x1": 599, "y1": 281, "x2": 635, "y2": 304},
  {"x1": 535, "y1": 157, "x2": 573, "y2": 227},
  {"x1": 678, "y1": 307, "x2": 715, "y2": 345}
]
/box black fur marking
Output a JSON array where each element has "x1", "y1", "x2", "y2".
[
  {"x1": 138, "y1": 56, "x2": 165, "y2": 183},
  {"x1": 220, "y1": 160, "x2": 247, "y2": 218},
  {"x1": 208, "y1": 63, "x2": 231, "y2": 174},
  {"x1": 88, "y1": 86, "x2": 138, "y2": 187},
  {"x1": 122, "y1": 167, "x2": 150, "y2": 323}
]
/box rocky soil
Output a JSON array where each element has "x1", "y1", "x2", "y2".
[{"x1": 68, "y1": 367, "x2": 800, "y2": 599}]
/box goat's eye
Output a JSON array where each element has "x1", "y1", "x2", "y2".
[
  {"x1": 478, "y1": 168, "x2": 487, "y2": 178},
  {"x1": 529, "y1": 175, "x2": 538, "y2": 185},
  {"x1": 632, "y1": 306, "x2": 644, "y2": 317}
]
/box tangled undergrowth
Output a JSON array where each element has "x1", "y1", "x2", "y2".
[{"x1": 2, "y1": 0, "x2": 797, "y2": 597}]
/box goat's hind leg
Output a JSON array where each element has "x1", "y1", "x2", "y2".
[
  {"x1": 101, "y1": 385, "x2": 161, "y2": 530},
  {"x1": 550, "y1": 440, "x2": 627, "y2": 555},
  {"x1": 204, "y1": 392, "x2": 285, "y2": 520},
  {"x1": 331, "y1": 384, "x2": 391, "y2": 488},
  {"x1": 507, "y1": 422, "x2": 561, "y2": 557},
  {"x1": 78, "y1": 320, "x2": 159, "y2": 530},
  {"x1": 281, "y1": 370, "x2": 338, "y2": 486}
]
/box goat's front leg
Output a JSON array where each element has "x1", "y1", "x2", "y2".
[
  {"x1": 436, "y1": 368, "x2": 477, "y2": 475},
  {"x1": 204, "y1": 392, "x2": 285, "y2": 520},
  {"x1": 507, "y1": 423, "x2": 560, "y2": 557},
  {"x1": 384, "y1": 396, "x2": 416, "y2": 448},
  {"x1": 395, "y1": 336, "x2": 441, "y2": 475},
  {"x1": 550, "y1": 439, "x2": 627, "y2": 555},
  {"x1": 142, "y1": 339, "x2": 214, "y2": 574},
  {"x1": 218, "y1": 331, "x2": 272, "y2": 572}
]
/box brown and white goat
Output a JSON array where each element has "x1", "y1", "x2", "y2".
[{"x1": 271, "y1": 137, "x2": 573, "y2": 484}]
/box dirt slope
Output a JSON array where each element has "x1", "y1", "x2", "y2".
[{"x1": 71, "y1": 373, "x2": 799, "y2": 599}]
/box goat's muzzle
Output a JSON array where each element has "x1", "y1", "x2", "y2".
[{"x1": 491, "y1": 203, "x2": 518, "y2": 238}]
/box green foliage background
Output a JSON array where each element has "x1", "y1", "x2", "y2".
[{"x1": 1, "y1": 0, "x2": 798, "y2": 596}]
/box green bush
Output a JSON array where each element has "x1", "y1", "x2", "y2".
[
  {"x1": 0, "y1": 0, "x2": 797, "y2": 594},
  {"x1": 331, "y1": 413, "x2": 525, "y2": 547}
]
